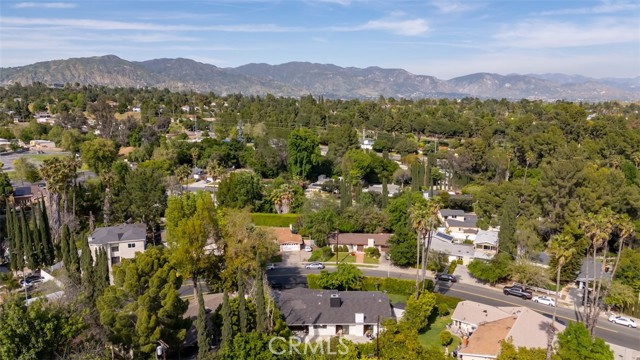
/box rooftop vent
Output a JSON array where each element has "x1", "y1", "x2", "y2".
[{"x1": 330, "y1": 293, "x2": 341, "y2": 308}]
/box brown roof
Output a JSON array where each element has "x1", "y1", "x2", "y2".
[
  {"x1": 327, "y1": 233, "x2": 392, "y2": 246},
  {"x1": 265, "y1": 227, "x2": 303, "y2": 245},
  {"x1": 460, "y1": 316, "x2": 517, "y2": 357}
]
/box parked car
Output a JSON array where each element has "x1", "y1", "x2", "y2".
[
  {"x1": 266, "y1": 263, "x2": 276, "y2": 271},
  {"x1": 304, "y1": 245, "x2": 313, "y2": 252},
  {"x1": 305, "y1": 262, "x2": 325, "y2": 270},
  {"x1": 532, "y1": 295, "x2": 556, "y2": 307},
  {"x1": 608, "y1": 315, "x2": 637, "y2": 328},
  {"x1": 503, "y1": 285, "x2": 533, "y2": 299},
  {"x1": 20, "y1": 275, "x2": 43, "y2": 288},
  {"x1": 435, "y1": 273, "x2": 457, "y2": 282}
]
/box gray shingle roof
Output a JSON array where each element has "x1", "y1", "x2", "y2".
[
  {"x1": 88, "y1": 223, "x2": 146, "y2": 245},
  {"x1": 429, "y1": 238, "x2": 475, "y2": 257},
  {"x1": 277, "y1": 288, "x2": 393, "y2": 326},
  {"x1": 439, "y1": 209, "x2": 466, "y2": 217},
  {"x1": 446, "y1": 214, "x2": 477, "y2": 228}
]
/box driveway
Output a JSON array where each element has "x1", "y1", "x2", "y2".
[{"x1": 281, "y1": 251, "x2": 312, "y2": 265}]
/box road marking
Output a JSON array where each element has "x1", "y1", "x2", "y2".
[{"x1": 447, "y1": 288, "x2": 618, "y2": 334}]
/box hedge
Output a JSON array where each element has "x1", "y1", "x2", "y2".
[
  {"x1": 447, "y1": 261, "x2": 458, "y2": 275},
  {"x1": 251, "y1": 213, "x2": 300, "y2": 227},
  {"x1": 362, "y1": 277, "x2": 434, "y2": 295},
  {"x1": 307, "y1": 274, "x2": 322, "y2": 289}
]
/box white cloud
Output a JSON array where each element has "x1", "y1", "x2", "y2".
[
  {"x1": 493, "y1": 19, "x2": 639, "y2": 48},
  {"x1": 359, "y1": 18, "x2": 428, "y2": 36},
  {"x1": 314, "y1": 0, "x2": 351, "y2": 5},
  {"x1": 13, "y1": 2, "x2": 75, "y2": 9},
  {"x1": 0, "y1": 17, "x2": 298, "y2": 32},
  {"x1": 537, "y1": 0, "x2": 639, "y2": 15},
  {"x1": 431, "y1": 0, "x2": 480, "y2": 13}
]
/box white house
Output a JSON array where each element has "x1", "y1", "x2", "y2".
[
  {"x1": 88, "y1": 223, "x2": 147, "y2": 272},
  {"x1": 277, "y1": 288, "x2": 393, "y2": 341}
]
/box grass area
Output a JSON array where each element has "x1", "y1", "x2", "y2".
[
  {"x1": 23, "y1": 153, "x2": 68, "y2": 161},
  {"x1": 363, "y1": 255, "x2": 379, "y2": 264},
  {"x1": 325, "y1": 252, "x2": 356, "y2": 263},
  {"x1": 386, "y1": 293, "x2": 409, "y2": 304},
  {"x1": 418, "y1": 315, "x2": 461, "y2": 352},
  {"x1": 30, "y1": 280, "x2": 62, "y2": 297}
]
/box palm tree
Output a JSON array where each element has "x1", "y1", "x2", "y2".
[
  {"x1": 206, "y1": 159, "x2": 224, "y2": 182},
  {"x1": 409, "y1": 199, "x2": 441, "y2": 297},
  {"x1": 546, "y1": 233, "x2": 576, "y2": 360},
  {"x1": 39, "y1": 157, "x2": 75, "y2": 242},
  {"x1": 271, "y1": 184, "x2": 295, "y2": 214},
  {"x1": 598, "y1": 214, "x2": 634, "y2": 314},
  {"x1": 522, "y1": 151, "x2": 536, "y2": 185},
  {"x1": 175, "y1": 165, "x2": 191, "y2": 194}
]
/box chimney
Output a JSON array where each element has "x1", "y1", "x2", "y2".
[{"x1": 330, "y1": 293, "x2": 341, "y2": 308}]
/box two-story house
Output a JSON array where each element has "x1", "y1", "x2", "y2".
[{"x1": 88, "y1": 223, "x2": 147, "y2": 272}]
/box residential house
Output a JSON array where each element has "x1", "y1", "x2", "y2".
[
  {"x1": 473, "y1": 229, "x2": 500, "y2": 260},
  {"x1": 266, "y1": 226, "x2": 303, "y2": 252},
  {"x1": 11, "y1": 184, "x2": 47, "y2": 207},
  {"x1": 277, "y1": 288, "x2": 393, "y2": 341},
  {"x1": 29, "y1": 139, "x2": 57, "y2": 150},
  {"x1": 575, "y1": 257, "x2": 613, "y2": 290},
  {"x1": 363, "y1": 183, "x2": 401, "y2": 197},
  {"x1": 451, "y1": 300, "x2": 565, "y2": 359},
  {"x1": 431, "y1": 232, "x2": 475, "y2": 265},
  {"x1": 438, "y1": 209, "x2": 479, "y2": 242},
  {"x1": 360, "y1": 139, "x2": 374, "y2": 150},
  {"x1": 88, "y1": 223, "x2": 147, "y2": 272},
  {"x1": 34, "y1": 112, "x2": 54, "y2": 124},
  {"x1": 327, "y1": 233, "x2": 392, "y2": 254},
  {"x1": 0, "y1": 138, "x2": 12, "y2": 150}
]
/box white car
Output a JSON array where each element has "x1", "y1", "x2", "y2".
[
  {"x1": 305, "y1": 262, "x2": 325, "y2": 270},
  {"x1": 532, "y1": 296, "x2": 556, "y2": 307},
  {"x1": 265, "y1": 263, "x2": 276, "y2": 271},
  {"x1": 608, "y1": 315, "x2": 637, "y2": 328}
]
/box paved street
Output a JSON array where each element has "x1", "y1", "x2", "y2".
[{"x1": 265, "y1": 265, "x2": 640, "y2": 351}]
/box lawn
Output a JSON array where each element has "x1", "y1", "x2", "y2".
[
  {"x1": 363, "y1": 255, "x2": 379, "y2": 264},
  {"x1": 324, "y1": 252, "x2": 356, "y2": 263},
  {"x1": 24, "y1": 153, "x2": 68, "y2": 161},
  {"x1": 418, "y1": 315, "x2": 461, "y2": 353},
  {"x1": 386, "y1": 293, "x2": 409, "y2": 304}
]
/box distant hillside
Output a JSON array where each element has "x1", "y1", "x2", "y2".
[{"x1": 1, "y1": 55, "x2": 638, "y2": 101}]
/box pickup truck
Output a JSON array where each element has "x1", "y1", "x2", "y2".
[{"x1": 503, "y1": 285, "x2": 533, "y2": 299}]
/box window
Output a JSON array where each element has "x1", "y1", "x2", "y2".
[
  {"x1": 128, "y1": 243, "x2": 136, "y2": 248},
  {"x1": 313, "y1": 325, "x2": 327, "y2": 329},
  {"x1": 111, "y1": 256, "x2": 120, "y2": 265},
  {"x1": 110, "y1": 246, "x2": 119, "y2": 253}
]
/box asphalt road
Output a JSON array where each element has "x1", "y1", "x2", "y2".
[{"x1": 265, "y1": 266, "x2": 640, "y2": 351}]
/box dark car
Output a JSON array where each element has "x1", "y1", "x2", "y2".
[
  {"x1": 503, "y1": 285, "x2": 533, "y2": 299},
  {"x1": 436, "y1": 273, "x2": 457, "y2": 282}
]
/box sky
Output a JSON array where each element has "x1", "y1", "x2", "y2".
[{"x1": 0, "y1": 0, "x2": 639, "y2": 79}]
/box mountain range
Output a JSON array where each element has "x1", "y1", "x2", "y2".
[{"x1": 1, "y1": 55, "x2": 638, "y2": 101}]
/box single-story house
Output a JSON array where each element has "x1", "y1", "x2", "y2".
[
  {"x1": 575, "y1": 257, "x2": 613, "y2": 289},
  {"x1": 266, "y1": 226, "x2": 303, "y2": 252},
  {"x1": 327, "y1": 233, "x2": 392, "y2": 254},
  {"x1": 363, "y1": 183, "x2": 401, "y2": 197},
  {"x1": 473, "y1": 229, "x2": 499, "y2": 260},
  {"x1": 430, "y1": 234, "x2": 475, "y2": 265},
  {"x1": 29, "y1": 139, "x2": 56, "y2": 150},
  {"x1": 88, "y1": 223, "x2": 147, "y2": 272},
  {"x1": 452, "y1": 300, "x2": 565, "y2": 359},
  {"x1": 277, "y1": 288, "x2": 393, "y2": 339}
]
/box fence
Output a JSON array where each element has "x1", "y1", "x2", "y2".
[{"x1": 513, "y1": 282, "x2": 559, "y2": 297}]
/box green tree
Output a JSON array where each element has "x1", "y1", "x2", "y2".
[
  {"x1": 93, "y1": 248, "x2": 109, "y2": 299},
  {"x1": 402, "y1": 291, "x2": 436, "y2": 332},
  {"x1": 216, "y1": 171, "x2": 263, "y2": 209},
  {"x1": 547, "y1": 233, "x2": 576, "y2": 360},
  {"x1": 439, "y1": 330, "x2": 453, "y2": 347},
  {"x1": 604, "y1": 281, "x2": 635, "y2": 311},
  {"x1": 301, "y1": 205, "x2": 338, "y2": 248},
  {"x1": 0, "y1": 296, "x2": 85, "y2": 360},
  {"x1": 467, "y1": 252, "x2": 512, "y2": 285},
  {"x1": 237, "y1": 271, "x2": 248, "y2": 334},
  {"x1": 197, "y1": 284, "x2": 210, "y2": 358},
  {"x1": 79, "y1": 236, "x2": 95, "y2": 304},
  {"x1": 498, "y1": 194, "x2": 518, "y2": 257},
  {"x1": 114, "y1": 166, "x2": 167, "y2": 231},
  {"x1": 317, "y1": 264, "x2": 364, "y2": 291},
  {"x1": 496, "y1": 340, "x2": 548, "y2": 360},
  {"x1": 12, "y1": 157, "x2": 40, "y2": 184},
  {"x1": 97, "y1": 247, "x2": 189, "y2": 358},
  {"x1": 556, "y1": 322, "x2": 613, "y2": 360},
  {"x1": 221, "y1": 291, "x2": 232, "y2": 349},
  {"x1": 80, "y1": 138, "x2": 118, "y2": 175},
  {"x1": 287, "y1": 128, "x2": 320, "y2": 180},
  {"x1": 255, "y1": 262, "x2": 267, "y2": 333}
]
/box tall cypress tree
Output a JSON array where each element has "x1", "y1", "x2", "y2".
[
  {"x1": 38, "y1": 201, "x2": 54, "y2": 265},
  {"x1": 498, "y1": 194, "x2": 518, "y2": 257},
  {"x1": 381, "y1": 177, "x2": 388, "y2": 209},
  {"x1": 93, "y1": 248, "x2": 110, "y2": 296},
  {"x1": 6, "y1": 203, "x2": 17, "y2": 270},
  {"x1": 67, "y1": 233, "x2": 80, "y2": 282},
  {"x1": 410, "y1": 162, "x2": 420, "y2": 191},
  {"x1": 12, "y1": 208, "x2": 24, "y2": 271},
  {"x1": 255, "y1": 263, "x2": 267, "y2": 333},
  {"x1": 80, "y1": 236, "x2": 94, "y2": 302},
  {"x1": 221, "y1": 290, "x2": 232, "y2": 350},
  {"x1": 196, "y1": 283, "x2": 210, "y2": 359},
  {"x1": 237, "y1": 271, "x2": 247, "y2": 334},
  {"x1": 31, "y1": 204, "x2": 45, "y2": 268},
  {"x1": 20, "y1": 208, "x2": 38, "y2": 270}
]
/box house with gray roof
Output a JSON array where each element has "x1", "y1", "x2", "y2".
[
  {"x1": 437, "y1": 209, "x2": 479, "y2": 242},
  {"x1": 277, "y1": 288, "x2": 393, "y2": 340},
  {"x1": 88, "y1": 223, "x2": 147, "y2": 271},
  {"x1": 430, "y1": 236, "x2": 475, "y2": 265}
]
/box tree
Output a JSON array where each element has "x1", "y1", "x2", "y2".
[
  {"x1": 97, "y1": 247, "x2": 189, "y2": 358},
  {"x1": 221, "y1": 291, "x2": 232, "y2": 350},
  {"x1": 402, "y1": 291, "x2": 436, "y2": 332},
  {"x1": 317, "y1": 264, "x2": 364, "y2": 291},
  {"x1": 165, "y1": 192, "x2": 221, "y2": 299},
  {"x1": 603, "y1": 281, "x2": 635, "y2": 311},
  {"x1": 216, "y1": 171, "x2": 263, "y2": 209},
  {"x1": 255, "y1": 264, "x2": 267, "y2": 333},
  {"x1": 39, "y1": 157, "x2": 76, "y2": 242},
  {"x1": 197, "y1": 284, "x2": 210, "y2": 358},
  {"x1": 287, "y1": 128, "x2": 320, "y2": 180},
  {"x1": 114, "y1": 166, "x2": 167, "y2": 231},
  {"x1": 79, "y1": 236, "x2": 95, "y2": 304},
  {"x1": 556, "y1": 322, "x2": 613, "y2": 360},
  {"x1": 80, "y1": 138, "x2": 118, "y2": 175},
  {"x1": 547, "y1": 233, "x2": 576, "y2": 360},
  {"x1": 12, "y1": 158, "x2": 40, "y2": 184},
  {"x1": 498, "y1": 194, "x2": 518, "y2": 257},
  {"x1": 270, "y1": 183, "x2": 294, "y2": 214},
  {"x1": 0, "y1": 295, "x2": 85, "y2": 360},
  {"x1": 238, "y1": 271, "x2": 248, "y2": 334},
  {"x1": 467, "y1": 253, "x2": 512, "y2": 285},
  {"x1": 439, "y1": 330, "x2": 453, "y2": 347},
  {"x1": 496, "y1": 340, "x2": 547, "y2": 360},
  {"x1": 409, "y1": 199, "x2": 440, "y2": 297},
  {"x1": 301, "y1": 205, "x2": 338, "y2": 248}
]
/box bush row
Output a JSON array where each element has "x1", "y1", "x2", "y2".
[
  {"x1": 307, "y1": 274, "x2": 434, "y2": 295},
  {"x1": 251, "y1": 213, "x2": 300, "y2": 227}
]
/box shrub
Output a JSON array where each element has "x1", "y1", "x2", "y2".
[
  {"x1": 251, "y1": 213, "x2": 300, "y2": 227},
  {"x1": 307, "y1": 274, "x2": 322, "y2": 289},
  {"x1": 457, "y1": 258, "x2": 463, "y2": 265},
  {"x1": 448, "y1": 261, "x2": 458, "y2": 275},
  {"x1": 440, "y1": 330, "x2": 453, "y2": 346},
  {"x1": 362, "y1": 277, "x2": 433, "y2": 295},
  {"x1": 365, "y1": 247, "x2": 381, "y2": 259},
  {"x1": 321, "y1": 246, "x2": 334, "y2": 261},
  {"x1": 437, "y1": 304, "x2": 450, "y2": 318}
]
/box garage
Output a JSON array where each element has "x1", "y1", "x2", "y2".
[{"x1": 280, "y1": 243, "x2": 302, "y2": 252}]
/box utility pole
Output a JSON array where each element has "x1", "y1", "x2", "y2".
[{"x1": 333, "y1": 231, "x2": 339, "y2": 266}]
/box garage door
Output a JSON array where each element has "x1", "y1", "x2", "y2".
[{"x1": 281, "y1": 244, "x2": 301, "y2": 252}]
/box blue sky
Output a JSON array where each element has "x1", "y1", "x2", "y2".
[{"x1": 1, "y1": 0, "x2": 639, "y2": 79}]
